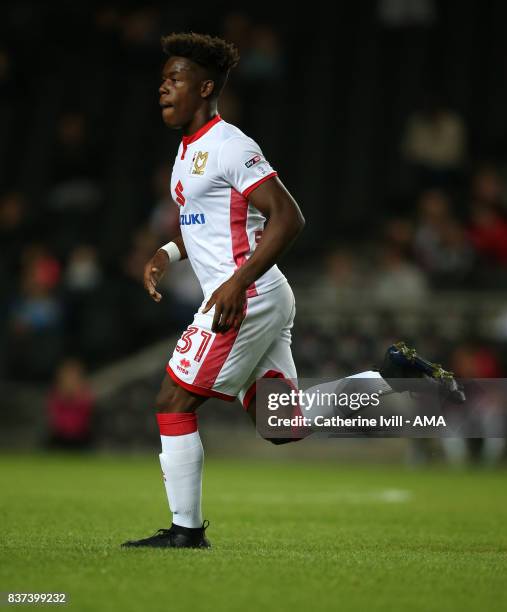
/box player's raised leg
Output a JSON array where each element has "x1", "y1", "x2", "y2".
[
  {"x1": 122, "y1": 375, "x2": 211, "y2": 549},
  {"x1": 247, "y1": 342, "x2": 465, "y2": 440}
]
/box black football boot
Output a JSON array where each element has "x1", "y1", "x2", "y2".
[
  {"x1": 121, "y1": 520, "x2": 211, "y2": 549},
  {"x1": 379, "y1": 341, "x2": 466, "y2": 404}
]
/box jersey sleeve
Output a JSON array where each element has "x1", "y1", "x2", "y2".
[{"x1": 218, "y1": 136, "x2": 278, "y2": 198}]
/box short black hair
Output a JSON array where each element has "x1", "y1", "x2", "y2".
[{"x1": 161, "y1": 32, "x2": 240, "y2": 97}]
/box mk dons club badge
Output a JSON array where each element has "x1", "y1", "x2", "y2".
[{"x1": 190, "y1": 151, "x2": 209, "y2": 175}]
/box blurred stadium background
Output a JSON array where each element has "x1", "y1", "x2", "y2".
[{"x1": 2, "y1": 0, "x2": 507, "y2": 467}]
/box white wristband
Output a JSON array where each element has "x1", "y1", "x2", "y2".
[{"x1": 160, "y1": 241, "x2": 181, "y2": 263}]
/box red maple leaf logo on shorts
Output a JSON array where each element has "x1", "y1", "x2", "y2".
[{"x1": 180, "y1": 358, "x2": 191, "y2": 368}]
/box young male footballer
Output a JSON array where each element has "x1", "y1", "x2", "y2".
[{"x1": 121, "y1": 33, "x2": 464, "y2": 550}]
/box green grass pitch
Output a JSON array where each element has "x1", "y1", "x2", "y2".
[{"x1": 1, "y1": 453, "x2": 506, "y2": 612}]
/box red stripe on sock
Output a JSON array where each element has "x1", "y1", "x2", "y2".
[{"x1": 156, "y1": 412, "x2": 197, "y2": 436}]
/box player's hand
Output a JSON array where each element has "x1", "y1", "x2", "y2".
[
  {"x1": 143, "y1": 249, "x2": 169, "y2": 303},
  {"x1": 202, "y1": 276, "x2": 247, "y2": 333}
]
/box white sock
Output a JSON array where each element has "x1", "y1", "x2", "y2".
[
  {"x1": 158, "y1": 429, "x2": 203, "y2": 528},
  {"x1": 301, "y1": 370, "x2": 392, "y2": 427}
]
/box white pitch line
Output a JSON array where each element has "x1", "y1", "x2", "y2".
[{"x1": 214, "y1": 489, "x2": 413, "y2": 505}]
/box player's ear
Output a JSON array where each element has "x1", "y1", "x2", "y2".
[{"x1": 200, "y1": 79, "x2": 215, "y2": 99}]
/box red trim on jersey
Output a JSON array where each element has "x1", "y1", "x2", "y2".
[
  {"x1": 230, "y1": 188, "x2": 250, "y2": 267},
  {"x1": 166, "y1": 364, "x2": 235, "y2": 402},
  {"x1": 180, "y1": 114, "x2": 222, "y2": 160},
  {"x1": 242, "y1": 369, "x2": 297, "y2": 411},
  {"x1": 156, "y1": 412, "x2": 197, "y2": 436},
  {"x1": 230, "y1": 188, "x2": 258, "y2": 296},
  {"x1": 246, "y1": 285, "x2": 258, "y2": 298},
  {"x1": 182, "y1": 114, "x2": 222, "y2": 147},
  {"x1": 242, "y1": 172, "x2": 278, "y2": 199}
]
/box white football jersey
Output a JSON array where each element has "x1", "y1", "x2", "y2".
[{"x1": 170, "y1": 114, "x2": 287, "y2": 300}]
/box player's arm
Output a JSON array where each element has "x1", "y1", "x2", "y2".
[
  {"x1": 203, "y1": 177, "x2": 305, "y2": 332},
  {"x1": 234, "y1": 177, "x2": 305, "y2": 288},
  {"x1": 143, "y1": 233, "x2": 187, "y2": 303}
]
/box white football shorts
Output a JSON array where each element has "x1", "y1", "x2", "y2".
[{"x1": 166, "y1": 280, "x2": 297, "y2": 409}]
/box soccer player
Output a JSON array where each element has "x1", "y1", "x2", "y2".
[{"x1": 122, "y1": 33, "x2": 464, "y2": 549}]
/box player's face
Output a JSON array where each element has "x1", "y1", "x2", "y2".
[{"x1": 159, "y1": 57, "x2": 206, "y2": 129}]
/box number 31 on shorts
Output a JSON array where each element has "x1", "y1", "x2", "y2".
[{"x1": 175, "y1": 326, "x2": 213, "y2": 363}]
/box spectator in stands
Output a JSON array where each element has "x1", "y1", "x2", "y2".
[
  {"x1": 467, "y1": 203, "x2": 507, "y2": 266},
  {"x1": 46, "y1": 358, "x2": 95, "y2": 450},
  {"x1": 414, "y1": 190, "x2": 473, "y2": 285},
  {"x1": 62, "y1": 244, "x2": 110, "y2": 365},
  {"x1": 0, "y1": 191, "x2": 30, "y2": 275},
  {"x1": 441, "y1": 345, "x2": 505, "y2": 466},
  {"x1": 47, "y1": 111, "x2": 103, "y2": 256},
  {"x1": 467, "y1": 165, "x2": 507, "y2": 283},
  {"x1": 470, "y1": 164, "x2": 506, "y2": 210},
  {"x1": 414, "y1": 190, "x2": 452, "y2": 266},
  {"x1": 12, "y1": 245, "x2": 62, "y2": 323},
  {"x1": 311, "y1": 247, "x2": 363, "y2": 308},
  {"x1": 49, "y1": 111, "x2": 102, "y2": 212},
  {"x1": 64, "y1": 245, "x2": 102, "y2": 293},
  {"x1": 120, "y1": 227, "x2": 176, "y2": 344},
  {"x1": 401, "y1": 95, "x2": 466, "y2": 189},
  {"x1": 371, "y1": 244, "x2": 428, "y2": 305},
  {"x1": 7, "y1": 245, "x2": 64, "y2": 381}
]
